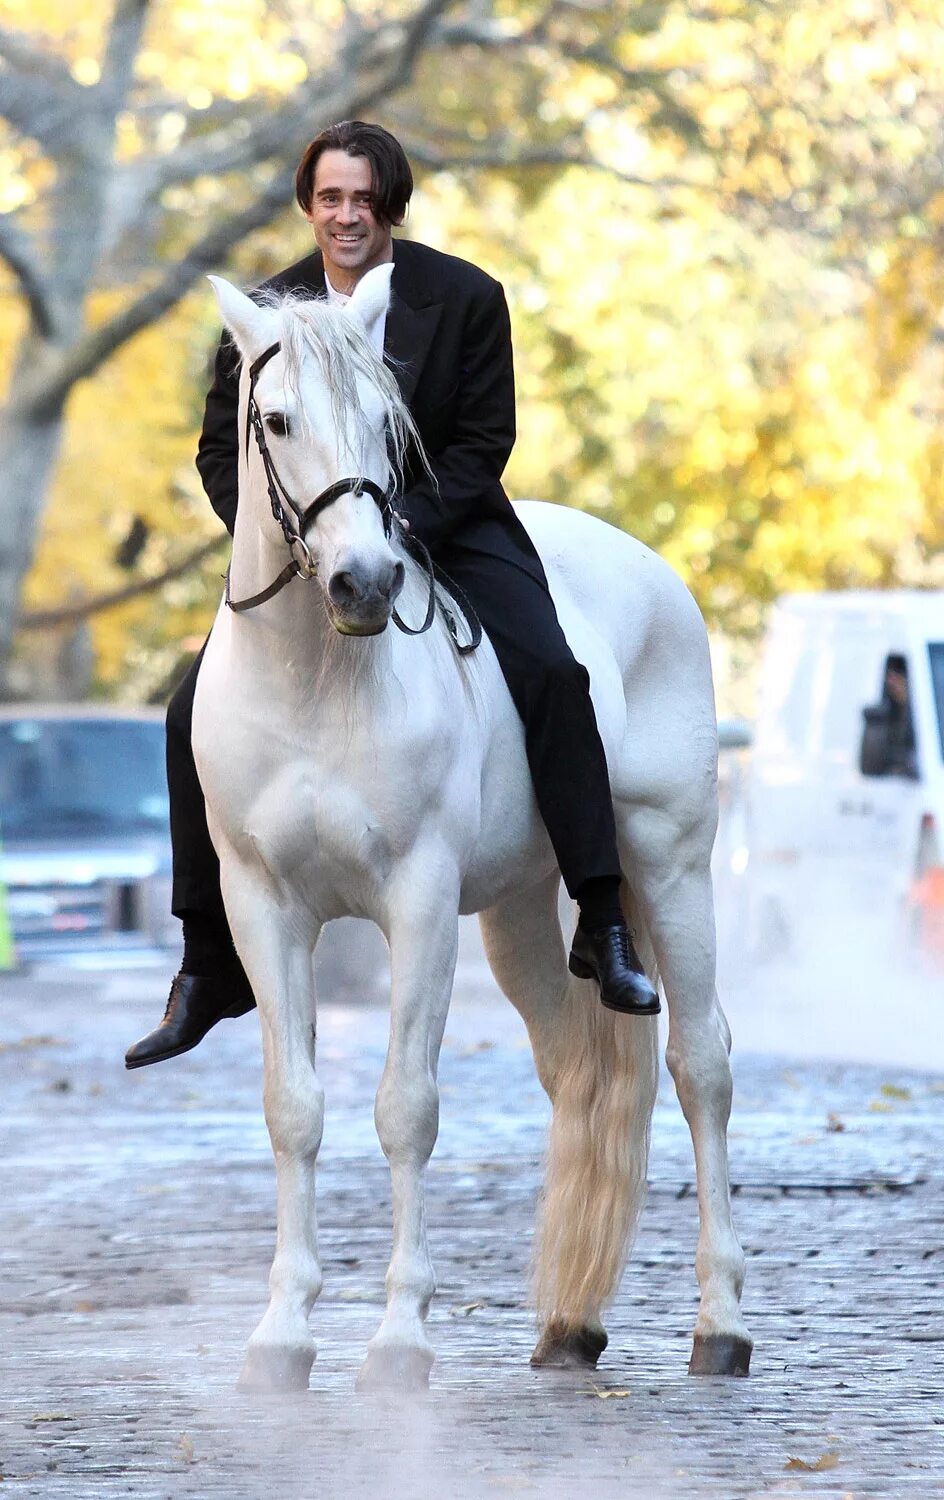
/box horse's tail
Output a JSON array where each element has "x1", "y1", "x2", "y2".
[{"x1": 532, "y1": 886, "x2": 660, "y2": 1339}]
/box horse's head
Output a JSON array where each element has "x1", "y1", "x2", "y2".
[{"x1": 210, "y1": 267, "x2": 417, "y2": 636}]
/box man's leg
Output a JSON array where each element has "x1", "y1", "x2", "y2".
[
  {"x1": 125, "y1": 646, "x2": 256, "y2": 1069},
  {"x1": 436, "y1": 544, "x2": 659, "y2": 1016}
]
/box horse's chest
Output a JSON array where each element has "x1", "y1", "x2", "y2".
[
  {"x1": 206, "y1": 717, "x2": 451, "y2": 911},
  {"x1": 247, "y1": 764, "x2": 396, "y2": 888}
]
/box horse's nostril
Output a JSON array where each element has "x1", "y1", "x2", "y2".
[
  {"x1": 328, "y1": 570, "x2": 361, "y2": 608},
  {"x1": 384, "y1": 562, "x2": 406, "y2": 602}
]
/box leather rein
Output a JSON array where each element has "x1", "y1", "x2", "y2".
[{"x1": 224, "y1": 340, "x2": 480, "y2": 654}]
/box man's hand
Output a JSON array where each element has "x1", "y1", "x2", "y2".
[{"x1": 394, "y1": 513, "x2": 411, "y2": 533}]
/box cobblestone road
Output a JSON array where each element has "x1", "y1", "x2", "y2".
[{"x1": 1, "y1": 963, "x2": 943, "y2": 1498}]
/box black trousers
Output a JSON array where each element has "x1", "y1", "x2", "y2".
[{"x1": 166, "y1": 541, "x2": 622, "y2": 927}]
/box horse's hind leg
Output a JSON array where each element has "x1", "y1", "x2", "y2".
[
  {"x1": 479, "y1": 873, "x2": 658, "y2": 1370},
  {"x1": 357, "y1": 858, "x2": 459, "y2": 1393},
  {"x1": 219, "y1": 862, "x2": 324, "y2": 1393},
  {"x1": 623, "y1": 807, "x2": 753, "y2": 1376}
]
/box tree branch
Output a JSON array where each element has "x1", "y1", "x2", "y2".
[
  {"x1": 21, "y1": 164, "x2": 299, "y2": 417},
  {"x1": 19, "y1": 536, "x2": 226, "y2": 630},
  {"x1": 0, "y1": 213, "x2": 55, "y2": 336},
  {"x1": 129, "y1": 0, "x2": 457, "y2": 201},
  {"x1": 403, "y1": 139, "x2": 703, "y2": 194},
  {"x1": 0, "y1": 24, "x2": 79, "y2": 85},
  {"x1": 0, "y1": 68, "x2": 89, "y2": 154}
]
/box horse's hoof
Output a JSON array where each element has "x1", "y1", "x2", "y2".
[
  {"x1": 531, "y1": 1321, "x2": 608, "y2": 1369},
  {"x1": 688, "y1": 1334, "x2": 752, "y2": 1377},
  {"x1": 237, "y1": 1343, "x2": 314, "y2": 1393},
  {"x1": 356, "y1": 1345, "x2": 433, "y2": 1393}
]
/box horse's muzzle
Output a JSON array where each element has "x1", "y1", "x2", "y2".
[{"x1": 326, "y1": 558, "x2": 404, "y2": 636}]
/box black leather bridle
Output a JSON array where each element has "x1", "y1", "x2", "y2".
[{"x1": 224, "y1": 339, "x2": 480, "y2": 652}]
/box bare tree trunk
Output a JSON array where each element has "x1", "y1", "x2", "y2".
[{"x1": 0, "y1": 376, "x2": 69, "y2": 697}]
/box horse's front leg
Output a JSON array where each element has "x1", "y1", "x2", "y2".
[
  {"x1": 219, "y1": 859, "x2": 324, "y2": 1393},
  {"x1": 357, "y1": 862, "x2": 459, "y2": 1392}
]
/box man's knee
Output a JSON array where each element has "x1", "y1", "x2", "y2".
[
  {"x1": 532, "y1": 651, "x2": 590, "y2": 700},
  {"x1": 505, "y1": 648, "x2": 589, "y2": 716}
]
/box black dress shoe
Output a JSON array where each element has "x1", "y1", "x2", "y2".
[
  {"x1": 569, "y1": 922, "x2": 661, "y2": 1016},
  {"x1": 124, "y1": 969, "x2": 256, "y2": 1070}
]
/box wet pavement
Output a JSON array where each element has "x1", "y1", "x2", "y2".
[{"x1": 1, "y1": 955, "x2": 943, "y2": 1498}]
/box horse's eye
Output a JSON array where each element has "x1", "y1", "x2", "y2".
[{"x1": 265, "y1": 412, "x2": 290, "y2": 437}]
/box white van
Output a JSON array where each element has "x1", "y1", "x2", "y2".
[{"x1": 744, "y1": 592, "x2": 944, "y2": 963}]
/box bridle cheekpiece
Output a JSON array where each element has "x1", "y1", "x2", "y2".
[
  {"x1": 224, "y1": 337, "x2": 480, "y2": 654},
  {"x1": 226, "y1": 340, "x2": 395, "y2": 614}
]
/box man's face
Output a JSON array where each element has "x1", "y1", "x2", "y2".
[
  {"x1": 886, "y1": 667, "x2": 909, "y2": 705},
  {"x1": 305, "y1": 150, "x2": 394, "y2": 292}
]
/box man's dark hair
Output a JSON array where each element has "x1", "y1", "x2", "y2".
[{"x1": 295, "y1": 121, "x2": 413, "y2": 226}]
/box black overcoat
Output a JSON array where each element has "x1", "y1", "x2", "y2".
[{"x1": 196, "y1": 237, "x2": 545, "y2": 583}]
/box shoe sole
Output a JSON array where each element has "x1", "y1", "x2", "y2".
[
  {"x1": 125, "y1": 1036, "x2": 204, "y2": 1070},
  {"x1": 568, "y1": 952, "x2": 661, "y2": 1017}
]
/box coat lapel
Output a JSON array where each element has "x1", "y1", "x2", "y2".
[{"x1": 385, "y1": 243, "x2": 443, "y2": 405}]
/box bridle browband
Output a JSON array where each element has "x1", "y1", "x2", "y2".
[{"x1": 224, "y1": 339, "x2": 480, "y2": 651}]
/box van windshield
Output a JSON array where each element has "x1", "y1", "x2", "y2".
[
  {"x1": 0, "y1": 717, "x2": 168, "y2": 840},
  {"x1": 930, "y1": 645, "x2": 944, "y2": 762}
]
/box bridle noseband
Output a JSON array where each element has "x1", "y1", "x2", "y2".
[{"x1": 224, "y1": 338, "x2": 480, "y2": 653}]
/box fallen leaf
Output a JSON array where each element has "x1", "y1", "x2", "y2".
[
  {"x1": 0, "y1": 1035, "x2": 62, "y2": 1054},
  {"x1": 794, "y1": 1134, "x2": 820, "y2": 1146},
  {"x1": 785, "y1": 1451, "x2": 839, "y2": 1472},
  {"x1": 588, "y1": 1386, "x2": 631, "y2": 1400},
  {"x1": 449, "y1": 1301, "x2": 485, "y2": 1318},
  {"x1": 73, "y1": 1301, "x2": 96, "y2": 1314},
  {"x1": 179, "y1": 1435, "x2": 195, "y2": 1464},
  {"x1": 782, "y1": 1070, "x2": 801, "y2": 1090},
  {"x1": 29, "y1": 1414, "x2": 75, "y2": 1423},
  {"x1": 868, "y1": 1100, "x2": 893, "y2": 1113},
  {"x1": 880, "y1": 1083, "x2": 911, "y2": 1101},
  {"x1": 826, "y1": 1112, "x2": 846, "y2": 1133}
]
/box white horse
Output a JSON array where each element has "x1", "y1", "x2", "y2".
[{"x1": 192, "y1": 266, "x2": 752, "y2": 1392}]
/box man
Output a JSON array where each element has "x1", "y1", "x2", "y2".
[{"x1": 125, "y1": 121, "x2": 658, "y2": 1070}]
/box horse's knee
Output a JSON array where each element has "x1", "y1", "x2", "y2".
[
  {"x1": 263, "y1": 1071, "x2": 325, "y2": 1157},
  {"x1": 375, "y1": 1071, "x2": 439, "y2": 1163}
]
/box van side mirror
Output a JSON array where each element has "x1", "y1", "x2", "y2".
[
  {"x1": 717, "y1": 717, "x2": 752, "y2": 751},
  {"x1": 859, "y1": 705, "x2": 892, "y2": 776}
]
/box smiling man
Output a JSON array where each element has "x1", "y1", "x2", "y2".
[
  {"x1": 125, "y1": 121, "x2": 659, "y2": 1072},
  {"x1": 306, "y1": 148, "x2": 394, "y2": 290}
]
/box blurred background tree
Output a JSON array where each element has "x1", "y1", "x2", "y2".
[{"x1": 1, "y1": 0, "x2": 943, "y2": 702}]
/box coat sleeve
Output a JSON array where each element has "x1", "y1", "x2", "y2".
[
  {"x1": 399, "y1": 281, "x2": 516, "y2": 549},
  {"x1": 195, "y1": 335, "x2": 241, "y2": 537}
]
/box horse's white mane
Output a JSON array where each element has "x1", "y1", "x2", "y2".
[{"x1": 256, "y1": 288, "x2": 426, "y2": 495}]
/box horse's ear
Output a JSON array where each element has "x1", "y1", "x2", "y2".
[
  {"x1": 208, "y1": 276, "x2": 277, "y2": 361},
  {"x1": 344, "y1": 263, "x2": 393, "y2": 332}
]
